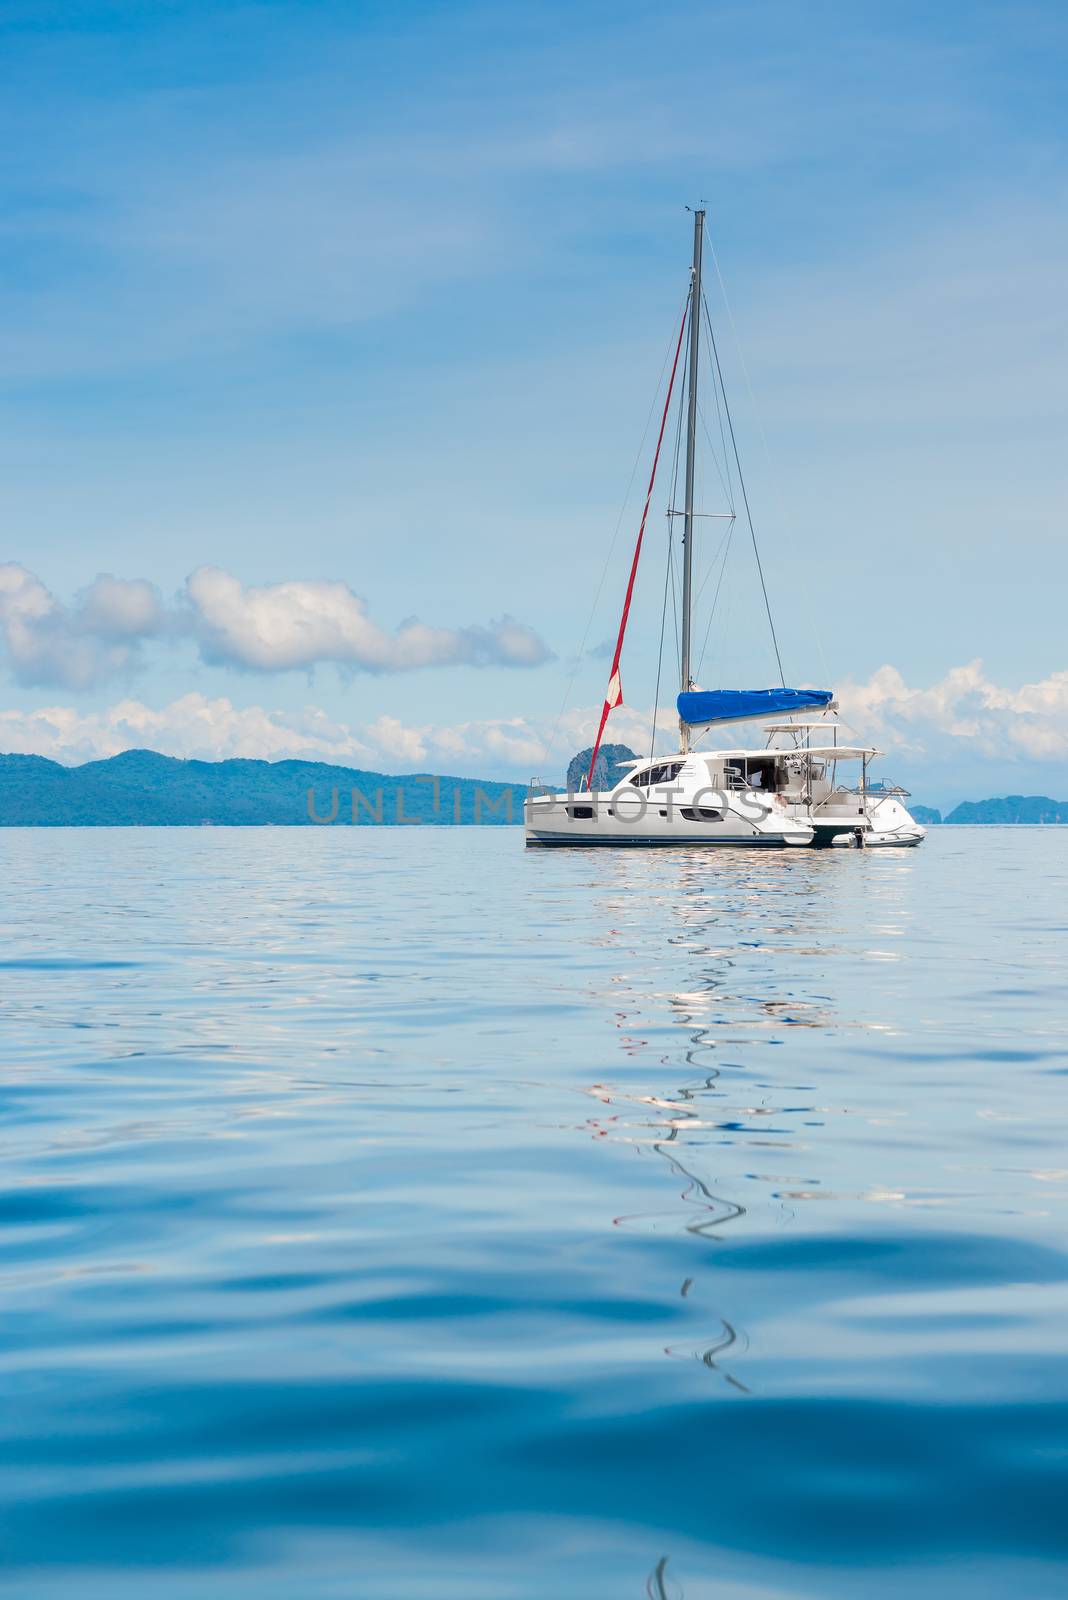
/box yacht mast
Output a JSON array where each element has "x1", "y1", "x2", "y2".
[{"x1": 679, "y1": 207, "x2": 704, "y2": 754}]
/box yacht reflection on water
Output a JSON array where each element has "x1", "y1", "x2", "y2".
[
  {"x1": 578, "y1": 847, "x2": 915, "y2": 1400},
  {"x1": 646, "y1": 1553, "x2": 684, "y2": 1600},
  {"x1": 587, "y1": 1072, "x2": 751, "y2": 1396},
  {"x1": 565, "y1": 846, "x2": 920, "y2": 1597},
  {"x1": 577, "y1": 856, "x2": 839, "y2": 1598}
]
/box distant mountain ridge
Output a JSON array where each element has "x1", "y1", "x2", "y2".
[
  {"x1": 0, "y1": 749, "x2": 524, "y2": 827},
  {"x1": 942, "y1": 795, "x2": 1068, "y2": 825},
  {"x1": 876, "y1": 798, "x2": 1068, "y2": 824}
]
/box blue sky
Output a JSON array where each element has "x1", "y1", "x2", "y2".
[{"x1": 0, "y1": 0, "x2": 1066, "y2": 805}]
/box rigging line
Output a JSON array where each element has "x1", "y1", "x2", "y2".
[
  {"x1": 651, "y1": 330, "x2": 689, "y2": 761},
  {"x1": 539, "y1": 283, "x2": 691, "y2": 771},
  {"x1": 687, "y1": 333, "x2": 735, "y2": 606},
  {"x1": 706, "y1": 241, "x2": 832, "y2": 691},
  {"x1": 663, "y1": 331, "x2": 687, "y2": 726},
  {"x1": 649, "y1": 514, "x2": 674, "y2": 761},
  {"x1": 704, "y1": 319, "x2": 736, "y2": 509},
  {"x1": 668, "y1": 518, "x2": 680, "y2": 678},
  {"x1": 702, "y1": 292, "x2": 786, "y2": 687},
  {"x1": 692, "y1": 585, "x2": 735, "y2": 749},
  {"x1": 707, "y1": 238, "x2": 772, "y2": 467},
  {"x1": 666, "y1": 333, "x2": 688, "y2": 535},
  {"x1": 586, "y1": 291, "x2": 691, "y2": 792},
  {"x1": 695, "y1": 516, "x2": 736, "y2": 680},
  {"x1": 694, "y1": 398, "x2": 733, "y2": 507},
  {"x1": 690, "y1": 521, "x2": 733, "y2": 612}
]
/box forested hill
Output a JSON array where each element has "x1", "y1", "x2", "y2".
[
  {"x1": 0, "y1": 750, "x2": 525, "y2": 826},
  {"x1": 942, "y1": 796, "x2": 1068, "y2": 825}
]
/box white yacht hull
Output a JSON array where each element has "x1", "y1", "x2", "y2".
[{"x1": 524, "y1": 791, "x2": 813, "y2": 848}]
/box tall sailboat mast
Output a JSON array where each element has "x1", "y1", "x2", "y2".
[{"x1": 679, "y1": 207, "x2": 704, "y2": 754}]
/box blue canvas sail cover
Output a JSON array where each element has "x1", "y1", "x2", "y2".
[{"x1": 678, "y1": 688, "x2": 834, "y2": 726}]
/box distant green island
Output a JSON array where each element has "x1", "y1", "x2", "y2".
[
  {"x1": 905, "y1": 798, "x2": 1068, "y2": 825},
  {"x1": 0, "y1": 750, "x2": 523, "y2": 827},
  {"x1": 0, "y1": 748, "x2": 1066, "y2": 826},
  {"x1": 933, "y1": 797, "x2": 1068, "y2": 825}
]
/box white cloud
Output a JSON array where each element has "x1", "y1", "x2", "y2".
[
  {"x1": 184, "y1": 565, "x2": 551, "y2": 674},
  {"x1": 0, "y1": 696, "x2": 375, "y2": 767},
  {"x1": 0, "y1": 694, "x2": 544, "y2": 773},
  {"x1": 0, "y1": 562, "x2": 552, "y2": 687},
  {"x1": 3, "y1": 662, "x2": 1068, "y2": 783},
  {"x1": 362, "y1": 714, "x2": 430, "y2": 765},
  {"x1": 77, "y1": 573, "x2": 163, "y2": 639},
  {"x1": 0, "y1": 563, "x2": 164, "y2": 690},
  {"x1": 368, "y1": 714, "x2": 556, "y2": 772},
  {"x1": 836, "y1": 661, "x2": 1068, "y2": 763},
  {"x1": 0, "y1": 693, "x2": 634, "y2": 776}
]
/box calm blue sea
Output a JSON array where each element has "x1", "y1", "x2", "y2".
[{"x1": 2, "y1": 827, "x2": 1067, "y2": 1598}]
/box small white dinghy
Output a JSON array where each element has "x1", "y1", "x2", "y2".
[{"x1": 829, "y1": 793, "x2": 927, "y2": 848}]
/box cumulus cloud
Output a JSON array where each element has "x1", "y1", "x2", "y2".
[
  {"x1": 184, "y1": 565, "x2": 552, "y2": 674},
  {"x1": 0, "y1": 690, "x2": 653, "y2": 777},
  {"x1": 0, "y1": 696, "x2": 367, "y2": 766},
  {"x1": 0, "y1": 562, "x2": 552, "y2": 686},
  {"x1": 836, "y1": 661, "x2": 1068, "y2": 763},
  {"x1": 360, "y1": 713, "x2": 556, "y2": 772},
  {"x1": 3, "y1": 662, "x2": 1068, "y2": 784},
  {"x1": 0, "y1": 563, "x2": 164, "y2": 689},
  {"x1": 0, "y1": 694, "x2": 557, "y2": 773}
]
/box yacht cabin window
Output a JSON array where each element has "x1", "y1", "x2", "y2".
[
  {"x1": 629, "y1": 760, "x2": 686, "y2": 789},
  {"x1": 725, "y1": 758, "x2": 785, "y2": 791}
]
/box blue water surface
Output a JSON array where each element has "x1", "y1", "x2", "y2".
[{"x1": 1, "y1": 827, "x2": 1066, "y2": 1597}]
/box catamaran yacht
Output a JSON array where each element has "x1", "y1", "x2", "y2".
[
  {"x1": 525, "y1": 719, "x2": 925, "y2": 849},
  {"x1": 525, "y1": 211, "x2": 925, "y2": 851}
]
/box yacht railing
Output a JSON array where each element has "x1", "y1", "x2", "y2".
[{"x1": 829, "y1": 782, "x2": 912, "y2": 800}]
